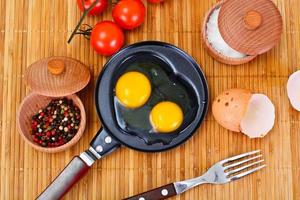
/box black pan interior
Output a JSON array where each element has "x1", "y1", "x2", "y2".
[
  {"x1": 95, "y1": 41, "x2": 209, "y2": 152},
  {"x1": 113, "y1": 52, "x2": 198, "y2": 145}
]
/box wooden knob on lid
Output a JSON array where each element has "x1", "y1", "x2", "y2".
[
  {"x1": 48, "y1": 59, "x2": 65, "y2": 75},
  {"x1": 244, "y1": 10, "x2": 262, "y2": 30}
]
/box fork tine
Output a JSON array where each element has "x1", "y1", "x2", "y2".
[
  {"x1": 230, "y1": 164, "x2": 266, "y2": 181},
  {"x1": 220, "y1": 150, "x2": 261, "y2": 165},
  {"x1": 224, "y1": 154, "x2": 263, "y2": 169},
  {"x1": 227, "y1": 159, "x2": 264, "y2": 175}
]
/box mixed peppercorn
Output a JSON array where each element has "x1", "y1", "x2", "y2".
[{"x1": 31, "y1": 98, "x2": 81, "y2": 147}]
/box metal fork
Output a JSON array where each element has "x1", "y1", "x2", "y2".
[{"x1": 124, "y1": 150, "x2": 266, "y2": 200}]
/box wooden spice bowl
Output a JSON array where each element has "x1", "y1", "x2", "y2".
[
  {"x1": 17, "y1": 93, "x2": 86, "y2": 153},
  {"x1": 201, "y1": 1, "x2": 256, "y2": 65}
]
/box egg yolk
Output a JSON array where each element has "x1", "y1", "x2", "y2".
[
  {"x1": 150, "y1": 101, "x2": 184, "y2": 133},
  {"x1": 116, "y1": 71, "x2": 151, "y2": 109}
]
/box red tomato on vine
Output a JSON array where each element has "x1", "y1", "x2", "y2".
[
  {"x1": 77, "y1": 0, "x2": 107, "y2": 16},
  {"x1": 90, "y1": 21, "x2": 125, "y2": 56},
  {"x1": 112, "y1": 0, "x2": 146, "y2": 30}
]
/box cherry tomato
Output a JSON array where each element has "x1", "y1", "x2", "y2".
[
  {"x1": 148, "y1": 0, "x2": 164, "y2": 3},
  {"x1": 90, "y1": 21, "x2": 125, "y2": 56},
  {"x1": 77, "y1": 0, "x2": 107, "y2": 16},
  {"x1": 112, "y1": 0, "x2": 146, "y2": 30}
]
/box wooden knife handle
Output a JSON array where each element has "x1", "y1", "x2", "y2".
[
  {"x1": 124, "y1": 183, "x2": 177, "y2": 200},
  {"x1": 36, "y1": 156, "x2": 90, "y2": 200}
]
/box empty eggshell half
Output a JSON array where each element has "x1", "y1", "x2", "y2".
[
  {"x1": 240, "y1": 94, "x2": 275, "y2": 138},
  {"x1": 212, "y1": 89, "x2": 275, "y2": 138},
  {"x1": 287, "y1": 70, "x2": 300, "y2": 111}
]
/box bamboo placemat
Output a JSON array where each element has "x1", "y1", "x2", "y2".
[{"x1": 0, "y1": 0, "x2": 299, "y2": 199}]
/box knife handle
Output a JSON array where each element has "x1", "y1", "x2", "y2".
[
  {"x1": 36, "y1": 156, "x2": 90, "y2": 200},
  {"x1": 124, "y1": 183, "x2": 177, "y2": 200}
]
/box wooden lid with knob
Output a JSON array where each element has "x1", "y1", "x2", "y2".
[
  {"x1": 218, "y1": 0, "x2": 283, "y2": 55},
  {"x1": 25, "y1": 56, "x2": 90, "y2": 97}
]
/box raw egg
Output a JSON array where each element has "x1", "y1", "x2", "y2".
[
  {"x1": 212, "y1": 89, "x2": 275, "y2": 138},
  {"x1": 150, "y1": 101, "x2": 183, "y2": 133},
  {"x1": 116, "y1": 71, "x2": 151, "y2": 109}
]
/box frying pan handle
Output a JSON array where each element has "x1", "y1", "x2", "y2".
[
  {"x1": 36, "y1": 156, "x2": 90, "y2": 200},
  {"x1": 37, "y1": 128, "x2": 121, "y2": 200},
  {"x1": 90, "y1": 128, "x2": 121, "y2": 157}
]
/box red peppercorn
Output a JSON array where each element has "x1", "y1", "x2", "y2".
[
  {"x1": 32, "y1": 121, "x2": 38, "y2": 126},
  {"x1": 33, "y1": 136, "x2": 39, "y2": 142}
]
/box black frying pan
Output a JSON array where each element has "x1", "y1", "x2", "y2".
[{"x1": 37, "y1": 41, "x2": 209, "y2": 200}]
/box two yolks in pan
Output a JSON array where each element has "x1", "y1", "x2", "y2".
[{"x1": 115, "y1": 71, "x2": 183, "y2": 133}]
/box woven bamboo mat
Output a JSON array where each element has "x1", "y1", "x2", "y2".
[{"x1": 0, "y1": 0, "x2": 300, "y2": 199}]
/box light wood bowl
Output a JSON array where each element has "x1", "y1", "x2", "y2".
[
  {"x1": 17, "y1": 93, "x2": 86, "y2": 153},
  {"x1": 25, "y1": 56, "x2": 90, "y2": 97},
  {"x1": 201, "y1": 1, "x2": 257, "y2": 65}
]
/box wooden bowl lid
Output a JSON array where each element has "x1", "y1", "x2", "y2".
[
  {"x1": 218, "y1": 0, "x2": 283, "y2": 55},
  {"x1": 25, "y1": 57, "x2": 90, "y2": 97}
]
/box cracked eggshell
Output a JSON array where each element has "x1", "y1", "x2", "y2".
[
  {"x1": 212, "y1": 89, "x2": 252, "y2": 132},
  {"x1": 240, "y1": 94, "x2": 275, "y2": 138},
  {"x1": 287, "y1": 70, "x2": 300, "y2": 111},
  {"x1": 213, "y1": 89, "x2": 275, "y2": 138}
]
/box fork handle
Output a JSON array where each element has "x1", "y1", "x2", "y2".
[{"x1": 124, "y1": 183, "x2": 177, "y2": 200}]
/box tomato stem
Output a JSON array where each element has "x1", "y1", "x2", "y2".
[
  {"x1": 77, "y1": 24, "x2": 93, "y2": 40},
  {"x1": 67, "y1": 0, "x2": 100, "y2": 44},
  {"x1": 111, "y1": 0, "x2": 119, "y2": 5}
]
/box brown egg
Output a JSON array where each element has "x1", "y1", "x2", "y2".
[{"x1": 212, "y1": 89, "x2": 252, "y2": 132}]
